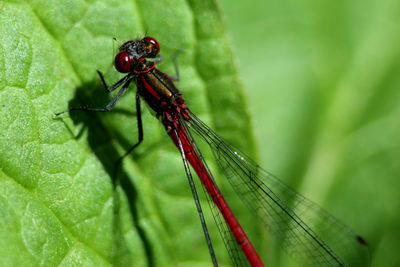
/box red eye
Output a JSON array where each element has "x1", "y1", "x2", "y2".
[
  {"x1": 114, "y1": 52, "x2": 131, "y2": 73},
  {"x1": 143, "y1": 36, "x2": 160, "y2": 54}
]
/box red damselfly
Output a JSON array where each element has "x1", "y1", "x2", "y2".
[{"x1": 56, "y1": 37, "x2": 370, "y2": 267}]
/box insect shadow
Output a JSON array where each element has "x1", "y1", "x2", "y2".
[{"x1": 56, "y1": 78, "x2": 154, "y2": 267}]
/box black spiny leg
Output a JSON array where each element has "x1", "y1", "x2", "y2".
[
  {"x1": 153, "y1": 50, "x2": 182, "y2": 81},
  {"x1": 153, "y1": 56, "x2": 163, "y2": 64},
  {"x1": 97, "y1": 70, "x2": 130, "y2": 92},
  {"x1": 113, "y1": 93, "x2": 143, "y2": 177},
  {"x1": 54, "y1": 76, "x2": 133, "y2": 116},
  {"x1": 169, "y1": 50, "x2": 182, "y2": 81}
]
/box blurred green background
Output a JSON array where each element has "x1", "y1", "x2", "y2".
[
  {"x1": 218, "y1": 0, "x2": 400, "y2": 266},
  {"x1": 0, "y1": 0, "x2": 399, "y2": 266}
]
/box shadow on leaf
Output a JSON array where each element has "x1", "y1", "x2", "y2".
[{"x1": 57, "y1": 79, "x2": 154, "y2": 267}]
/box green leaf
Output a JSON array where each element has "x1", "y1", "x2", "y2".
[
  {"x1": 220, "y1": 0, "x2": 400, "y2": 266},
  {"x1": 0, "y1": 0, "x2": 254, "y2": 266}
]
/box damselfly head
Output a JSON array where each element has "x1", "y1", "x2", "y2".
[{"x1": 114, "y1": 37, "x2": 160, "y2": 73}]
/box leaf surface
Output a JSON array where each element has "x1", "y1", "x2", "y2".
[{"x1": 0, "y1": 0, "x2": 254, "y2": 266}]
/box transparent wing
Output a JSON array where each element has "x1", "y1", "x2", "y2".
[
  {"x1": 185, "y1": 110, "x2": 370, "y2": 267},
  {"x1": 178, "y1": 118, "x2": 251, "y2": 267},
  {"x1": 172, "y1": 129, "x2": 219, "y2": 267}
]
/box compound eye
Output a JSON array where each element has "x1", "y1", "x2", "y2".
[
  {"x1": 143, "y1": 36, "x2": 160, "y2": 57},
  {"x1": 114, "y1": 51, "x2": 131, "y2": 73}
]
